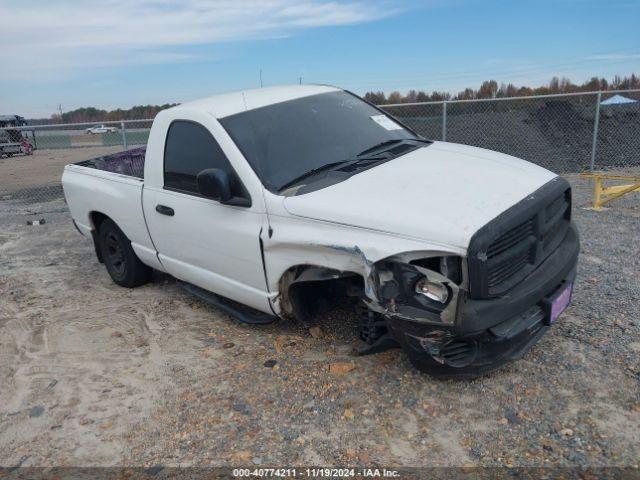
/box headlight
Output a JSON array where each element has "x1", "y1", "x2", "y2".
[{"x1": 415, "y1": 278, "x2": 449, "y2": 303}]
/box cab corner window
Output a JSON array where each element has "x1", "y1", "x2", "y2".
[{"x1": 164, "y1": 120, "x2": 242, "y2": 196}]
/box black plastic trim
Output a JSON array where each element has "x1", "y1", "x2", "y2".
[
  {"x1": 181, "y1": 282, "x2": 277, "y2": 325},
  {"x1": 162, "y1": 185, "x2": 252, "y2": 208},
  {"x1": 467, "y1": 176, "x2": 572, "y2": 299},
  {"x1": 461, "y1": 222, "x2": 579, "y2": 335}
]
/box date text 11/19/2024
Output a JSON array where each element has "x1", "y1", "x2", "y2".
[{"x1": 232, "y1": 468, "x2": 401, "y2": 478}]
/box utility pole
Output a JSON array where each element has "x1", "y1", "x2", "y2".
[
  {"x1": 259, "y1": 69, "x2": 263, "y2": 88},
  {"x1": 58, "y1": 104, "x2": 63, "y2": 117}
]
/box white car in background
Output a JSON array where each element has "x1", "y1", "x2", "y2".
[{"x1": 86, "y1": 124, "x2": 118, "y2": 135}]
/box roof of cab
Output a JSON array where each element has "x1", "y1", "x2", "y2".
[{"x1": 175, "y1": 84, "x2": 340, "y2": 119}]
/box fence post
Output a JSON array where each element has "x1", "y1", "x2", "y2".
[
  {"x1": 441, "y1": 101, "x2": 447, "y2": 141},
  {"x1": 589, "y1": 91, "x2": 601, "y2": 172},
  {"x1": 121, "y1": 121, "x2": 127, "y2": 150}
]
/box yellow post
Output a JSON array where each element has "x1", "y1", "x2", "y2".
[
  {"x1": 581, "y1": 172, "x2": 640, "y2": 210},
  {"x1": 593, "y1": 176, "x2": 602, "y2": 210}
]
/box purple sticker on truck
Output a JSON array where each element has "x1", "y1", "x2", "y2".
[{"x1": 550, "y1": 282, "x2": 573, "y2": 323}]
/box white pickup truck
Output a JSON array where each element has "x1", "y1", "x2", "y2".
[{"x1": 62, "y1": 85, "x2": 579, "y2": 378}]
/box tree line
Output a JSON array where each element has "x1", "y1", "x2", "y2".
[
  {"x1": 33, "y1": 104, "x2": 179, "y2": 125},
  {"x1": 364, "y1": 74, "x2": 640, "y2": 105},
  {"x1": 28, "y1": 73, "x2": 640, "y2": 123}
]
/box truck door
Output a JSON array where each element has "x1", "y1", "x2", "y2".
[{"x1": 143, "y1": 119, "x2": 271, "y2": 313}]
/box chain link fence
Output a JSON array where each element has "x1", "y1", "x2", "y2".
[
  {"x1": 0, "y1": 119, "x2": 153, "y2": 151},
  {"x1": 381, "y1": 89, "x2": 640, "y2": 173},
  {"x1": 1, "y1": 90, "x2": 639, "y2": 212},
  {"x1": 0, "y1": 119, "x2": 153, "y2": 213}
]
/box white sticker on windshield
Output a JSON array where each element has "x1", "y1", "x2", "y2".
[{"x1": 370, "y1": 114, "x2": 403, "y2": 131}]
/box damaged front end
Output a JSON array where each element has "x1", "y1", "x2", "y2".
[
  {"x1": 365, "y1": 226, "x2": 578, "y2": 378},
  {"x1": 271, "y1": 180, "x2": 579, "y2": 379},
  {"x1": 369, "y1": 254, "x2": 465, "y2": 326},
  {"x1": 357, "y1": 179, "x2": 581, "y2": 378},
  {"x1": 364, "y1": 254, "x2": 478, "y2": 372}
]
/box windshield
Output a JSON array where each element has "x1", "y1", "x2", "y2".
[{"x1": 220, "y1": 91, "x2": 420, "y2": 192}]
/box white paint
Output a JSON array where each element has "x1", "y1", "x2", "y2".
[{"x1": 283, "y1": 141, "x2": 556, "y2": 249}]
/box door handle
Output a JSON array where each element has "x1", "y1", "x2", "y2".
[{"x1": 155, "y1": 204, "x2": 175, "y2": 216}]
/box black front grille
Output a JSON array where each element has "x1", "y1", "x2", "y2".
[
  {"x1": 486, "y1": 219, "x2": 534, "y2": 259},
  {"x1": 468, "y1": 178, "x2": 572, "y2": 299}
]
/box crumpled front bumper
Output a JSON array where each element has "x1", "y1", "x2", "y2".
[{"x1": 385, "y1": 223, "x2": 580, "y2": 378}]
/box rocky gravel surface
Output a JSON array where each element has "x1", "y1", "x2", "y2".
[{"x1": 0, "y1": 174, "x2": 638, "y2": 470}]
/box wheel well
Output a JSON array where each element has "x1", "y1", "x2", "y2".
[
  {"x1": 278, "y1": 265, "x2": 365, "y2": 324},
  {"x1": 89, "y1": 211, "x2": 111, "y2": 263},
  {"x1": 90, "y1": 211, "x2": 109, "y2": 232}
]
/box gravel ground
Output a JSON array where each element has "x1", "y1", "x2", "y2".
[{"x1": 0, "y1": 171, "x2": 639, "y2": 470}]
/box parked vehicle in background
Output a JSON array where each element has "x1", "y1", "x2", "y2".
[
  {"x1": 62, "y1": 85, "x2": 579, "y2": 378},
  {"x1": 20, "y1": 136, "x2": 34, "y2": 155},
  {"x1": 0, "y1": 129, "x2": 22, "y2": 157},
  {"x1": 0, "y1": 114, "x2": 27, "y2": 128},
  {"x1": 0, "y1": 129, "x2": 32, "y2": 157},
  {"x1": 86, "y1": 124, "x2": 118, "y2": 134},
  {"x1": 0, "y1": 114, "x2": 32, "y2": 157}
]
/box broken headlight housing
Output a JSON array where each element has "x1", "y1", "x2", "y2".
[
  {"x1": 373, "y1": 254, "x2": 463, "y2": 324},
  {"x1": 410, "y1": 256, "x2": 462, "y2": 310},
  {"x1": 438, "y1": 256, "x2": 463, "y2": 285},
  {"x1": 415, "y1": 278, "x2": 449, "y2": 303},
  {"x1": 409, "y1": 255, "x2": 463, "y2": 285}
]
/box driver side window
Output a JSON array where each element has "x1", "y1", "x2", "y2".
[{"x1": 164, "y1": 120, "x2": 241, "y2": 196}]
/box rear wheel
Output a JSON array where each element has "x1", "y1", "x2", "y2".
[{"x1": 98, "y1": 219, "x2": 151, "y2": 287}]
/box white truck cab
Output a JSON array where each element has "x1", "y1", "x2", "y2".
[{"x1": 62, "y1": 85, "x2": 579, "y2": 378}]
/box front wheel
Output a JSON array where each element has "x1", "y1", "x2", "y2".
[{"x1": 98, "y1": 219, "x2": 151, "y2": 287}]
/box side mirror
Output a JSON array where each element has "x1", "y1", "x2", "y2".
[{"x1": 196, "y1": 168, "x2": 232, "y2": 202}]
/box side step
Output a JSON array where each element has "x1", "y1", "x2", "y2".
[{"x1": 181, "y1": 282, "x2": 278, "y2": 325}]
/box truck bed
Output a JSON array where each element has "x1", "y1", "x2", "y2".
[
  {"x1": 75, "y1": 147, "x2": 146, "y2": 179},
  {"x1": 62, "y1": 144, "x2": 162, "y2": 272}
]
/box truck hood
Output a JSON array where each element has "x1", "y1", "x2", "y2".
[{"x1": 283, "y1": 141, "x2": 557, "y2": 249}]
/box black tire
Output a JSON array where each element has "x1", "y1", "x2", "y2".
[{"x1": 98, "y1": 218, "x2": 151, "y2": 287}]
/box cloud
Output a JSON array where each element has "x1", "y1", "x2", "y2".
[
  {"x1": 586, "y1": 53, "x2": 640, "y2": 61},
  {"x1": 0, "y1": 0, "x2": 402, "y2": 80}
]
